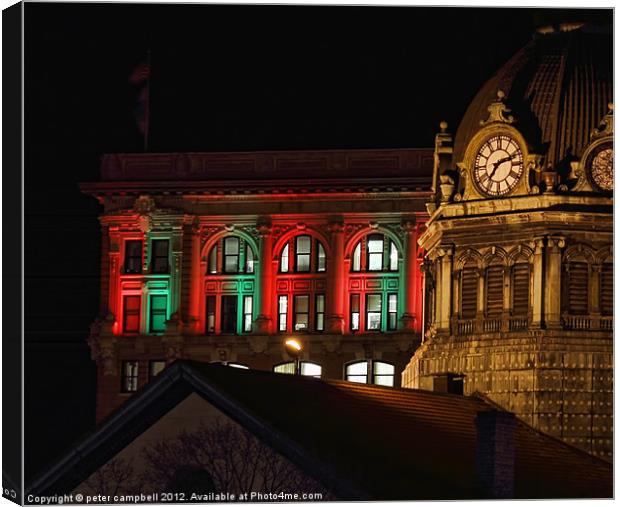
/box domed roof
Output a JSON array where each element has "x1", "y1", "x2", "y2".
[{"x1": 453, "y1": 24, "x2": 612, "y2": 169}]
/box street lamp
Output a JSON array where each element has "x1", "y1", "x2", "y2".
[{"x1": 284, "y1": 338, "x2": 302, "y2": 375}]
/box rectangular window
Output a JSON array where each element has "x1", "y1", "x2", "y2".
[
  {"x1": 221, "y1": 295, "x2": 238, "y2": 333},
  {"x1": 243, "y1": 295, "x2": 253, "y2": 332},
  {"x1": 366, "y1": 294, "x2": 382, "y2": 330},
  {"x1": 245, "y1": 244, "x2": 255, "y2": 273},
  {"x1": 315, "y1": 294, "x2": 325, "y2": 332},
  {"x1": 149, "y1": 360, "x2": 166, "y2": 379},
  {"x1": 367, "y1": 235, "x2": 384, "y2": 271},
  {"x1": 124, "y1": 240, "x2": 142, "y2": 274},
  {"x1": 278, "y1": 295, "x2": 288, "y2": 332},
  {"x1": 387, "y1": 293, "x2": 398, "y2": 330},
  {"x1": 294, "y1": 295, "x2": 309, "y2": 331},
  {"x1": 123, "y1": 295, "x2": 141, "y2": 333},
  {"x1": 149, "y1": 294, "x2": 168, "y2": 334},
  {"x1": 601, "y1": 263, "x2": 613, "y2": 316},
  {"x1": 206, "y1": 295, "x2": 216, "y2": 334},
  {"x1": 151, "y1": 239, "x2": 169, "y2": 274},
  {"x1": 460, "y1": 267, "x2": 478, "y2": 319},
  {"x1": 317, "y1": 242, "x2": 326, "y2": 272},
  {"x1": 295, "y1": 236, "x2": 311, "y2": 272},
  {"x1": 223, "y1": 237, "x2": 240, "y2": 273},
  {"x1": 121, "y1": 361, "x2": 139, "y2": 393},
  {"x1": 350, "y1": 294, "x2": 360, "y2": 331}
]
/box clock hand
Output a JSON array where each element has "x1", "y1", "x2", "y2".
[{"x1": 489, "y1": 154, "x2": 516, "y2": 178}]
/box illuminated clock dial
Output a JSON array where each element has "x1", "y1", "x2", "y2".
[
  {"x1": 590, "y1": 145, "x2": 613, "y2": 191},
  {"x1": 473, "y1": 135, "x2": 524, "y2": 196}
]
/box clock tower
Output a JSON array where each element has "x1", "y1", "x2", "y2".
[{"x1": 402, "y1": 23, "x2": 613, "y2": 461}]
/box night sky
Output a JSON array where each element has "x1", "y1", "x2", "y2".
[{"x1": 23, "y1": 3, "x2": 611, "y2": 481}]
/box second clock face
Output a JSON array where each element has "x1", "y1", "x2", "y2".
[{"x1": 474, "y1": 135, "x2": 524, "y2": 196}]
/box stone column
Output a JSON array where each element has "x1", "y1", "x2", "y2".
[
  {"x1": 501, "y1": 266, "x2": 511, "y2": 332},
  {"x1": 437, "y1": 247, "x2": 453, "y2": 331},
  {"x1": 476, "y1": 268, "x2": 485, "y2": 333},
  {"x1": 108, "y1": 230, "x2": 121, "y2": 322},
  {"x1": 326, "y1": 222, "x2": 345, "y2": 334},
  {"x1": 188, "y1": 220, "x2": 202, "y2": 333},
  {"x1": 255, "y1": 224, "x2": 273, "y2": 334},
  {"x1": 589, "y1": 264, "x2": 601, "y2": 329},
  {"x1": 531, "y1": 238, "x2": 544, "y2": 328},
  {"x1": 99, "y1": 224, "x2": 111, "y2": 318},
  {"x1": 400, "y1": 221, "x2": 418, "y2": 332},
  {"x1": 544, "y1": 236, "x2": 564, "y2": 329}
]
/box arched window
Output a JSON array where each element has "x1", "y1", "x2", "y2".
[
  {"x1": 459, "y1": 261, "x2": 478, "y2": 319},
  {"x1": 351, "y1": 234, "x2": 399, "y2": 272},
  {"x1": 206, "y1": 236, "x2": 256, "y2": 275},
  {"x1": 600, "y1": 261, "x2": 613, "y2": 316},
  {"x1": 344, "y1": 360, "x2": 395, "y2": 386},
  {"x1": 273, "y1": 361, "x2": 322, "y2": 378},
  {"x1": 564, "y1": 261, "x2": 589, "y2": 315},
  {"x1": 485, "y1": 260, "x2": 504, "y2": 318},
  {"x1": 204, "y1": 235, "x2": 257, "y2": 335},
  {"x1": 511, "y1": 260, "x2": 530, "y2": 316},
  {"x1": 279, "y1": 235, "x2": 327, "y2": 273}
]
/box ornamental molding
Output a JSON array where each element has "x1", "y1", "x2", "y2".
[
  {"x1": 591, "y1": 103, "x2": 614, "y2": 141},
  {"x1": 480, "y1": 90, "x2": 515, "y2": 126}
]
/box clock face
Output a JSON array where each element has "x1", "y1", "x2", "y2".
[
  {"x1": 590, "y1": 145, "x2": 613, "y2": 191},
  {"x1": 473, "y1": 135, "x2": 524, "y2": 196}
]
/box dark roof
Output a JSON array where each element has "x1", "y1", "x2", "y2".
[
  {"x1": 97, "y1": 148, "x2": 433, "y2": 182},
  {"x1": 27, "y1": 361, "x2": 612, "y2": 500},
  {"x1": 453, "y1": 24, "x2": 612, "y2": 168}
]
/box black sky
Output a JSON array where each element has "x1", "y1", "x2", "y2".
[{"x1": 23, "y1": 2, "x2": 612, "y2": 481}]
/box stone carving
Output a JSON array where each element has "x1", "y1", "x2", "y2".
[{"x1": 480, "y1": 90, "x2": 515, "y2": 125}]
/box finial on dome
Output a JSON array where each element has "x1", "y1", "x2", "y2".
[
  {"x1": 480, "y1": 90, "x2": 515, "y2": 126},
  {"x1": 439, "y1": 121, "x2": 448, "y2": 132}
]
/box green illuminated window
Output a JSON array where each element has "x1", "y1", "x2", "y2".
[{"x1": 149, "y1": 294, "x2": 168, "y2": 334}]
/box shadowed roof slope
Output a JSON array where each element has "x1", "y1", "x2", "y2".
[{"x1": 28, "y1": 361, "x2": 612, "y2": 500}]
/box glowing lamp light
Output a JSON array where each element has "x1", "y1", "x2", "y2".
[{"x1": 285, "y1": 338, "x2": 302, "y2": 353}]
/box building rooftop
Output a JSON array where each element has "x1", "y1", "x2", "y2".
[{"x1": 28, "y1": 361, "x2": 612, "y2": 500}]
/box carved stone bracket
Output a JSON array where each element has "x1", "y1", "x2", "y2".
[
  {"x1": 591, "y1": 102, "x2": 614, "y2": 141},
  {"x1": 344, "y1": 223, "x2": 365, "y2": 242}
]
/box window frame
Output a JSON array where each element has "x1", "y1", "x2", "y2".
[
  {"x1": 149, "y1": 360, "x2": 166, "y2": 379},
  {"x1": 148, "y1": 293, "x2": 168, "y2": 335},
  {"x1": 223, "y1": 236, "x2": 241, "y2": 274},
  {"x1": 278, "y1": 295, "x2": 288, "y2": 332},
  {"x1": 121, "y1": 361, "x2": 139, "y2": 393},
  {"x1": 293, "y1": 294, "x2": 310, "y2": 331},
  {"x1": 315, "y1": 294, "x2": 325, "y2": 332},
  {"x1": 345, "y1": 359, "x2": 395, "y2": 386},
  {"x1": 122, "y1": 295, "x2": 141, "y2": 334},
  {"x1": 150, "y1": 239, "x2": 170, "y2": 274},
  {"x1": 365, "y1": 293, "x2": 382, "y2": 331},
  {"x1": 124, "y1": 240, "x2": 143, "y2": 274}
]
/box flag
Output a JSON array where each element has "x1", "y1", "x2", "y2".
[{"x1": 130, "y1": 53, "x2": 151, "y2": 149}]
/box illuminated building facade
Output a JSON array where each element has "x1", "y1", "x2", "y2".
[
  {"x1": 402, "y1": 24, "x2": 613, "y2": 460},
  {"x1": 82, "y1": 149, "x2": 432, "y2": 419}
]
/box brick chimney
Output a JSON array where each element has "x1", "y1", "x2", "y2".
[{"x1": 475, "y1": 410, "x2": 516, "y2": 499}]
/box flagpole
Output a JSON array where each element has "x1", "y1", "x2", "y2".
[{"x1": 144, "y1": 49, "x2": 151, "y2": 152}]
